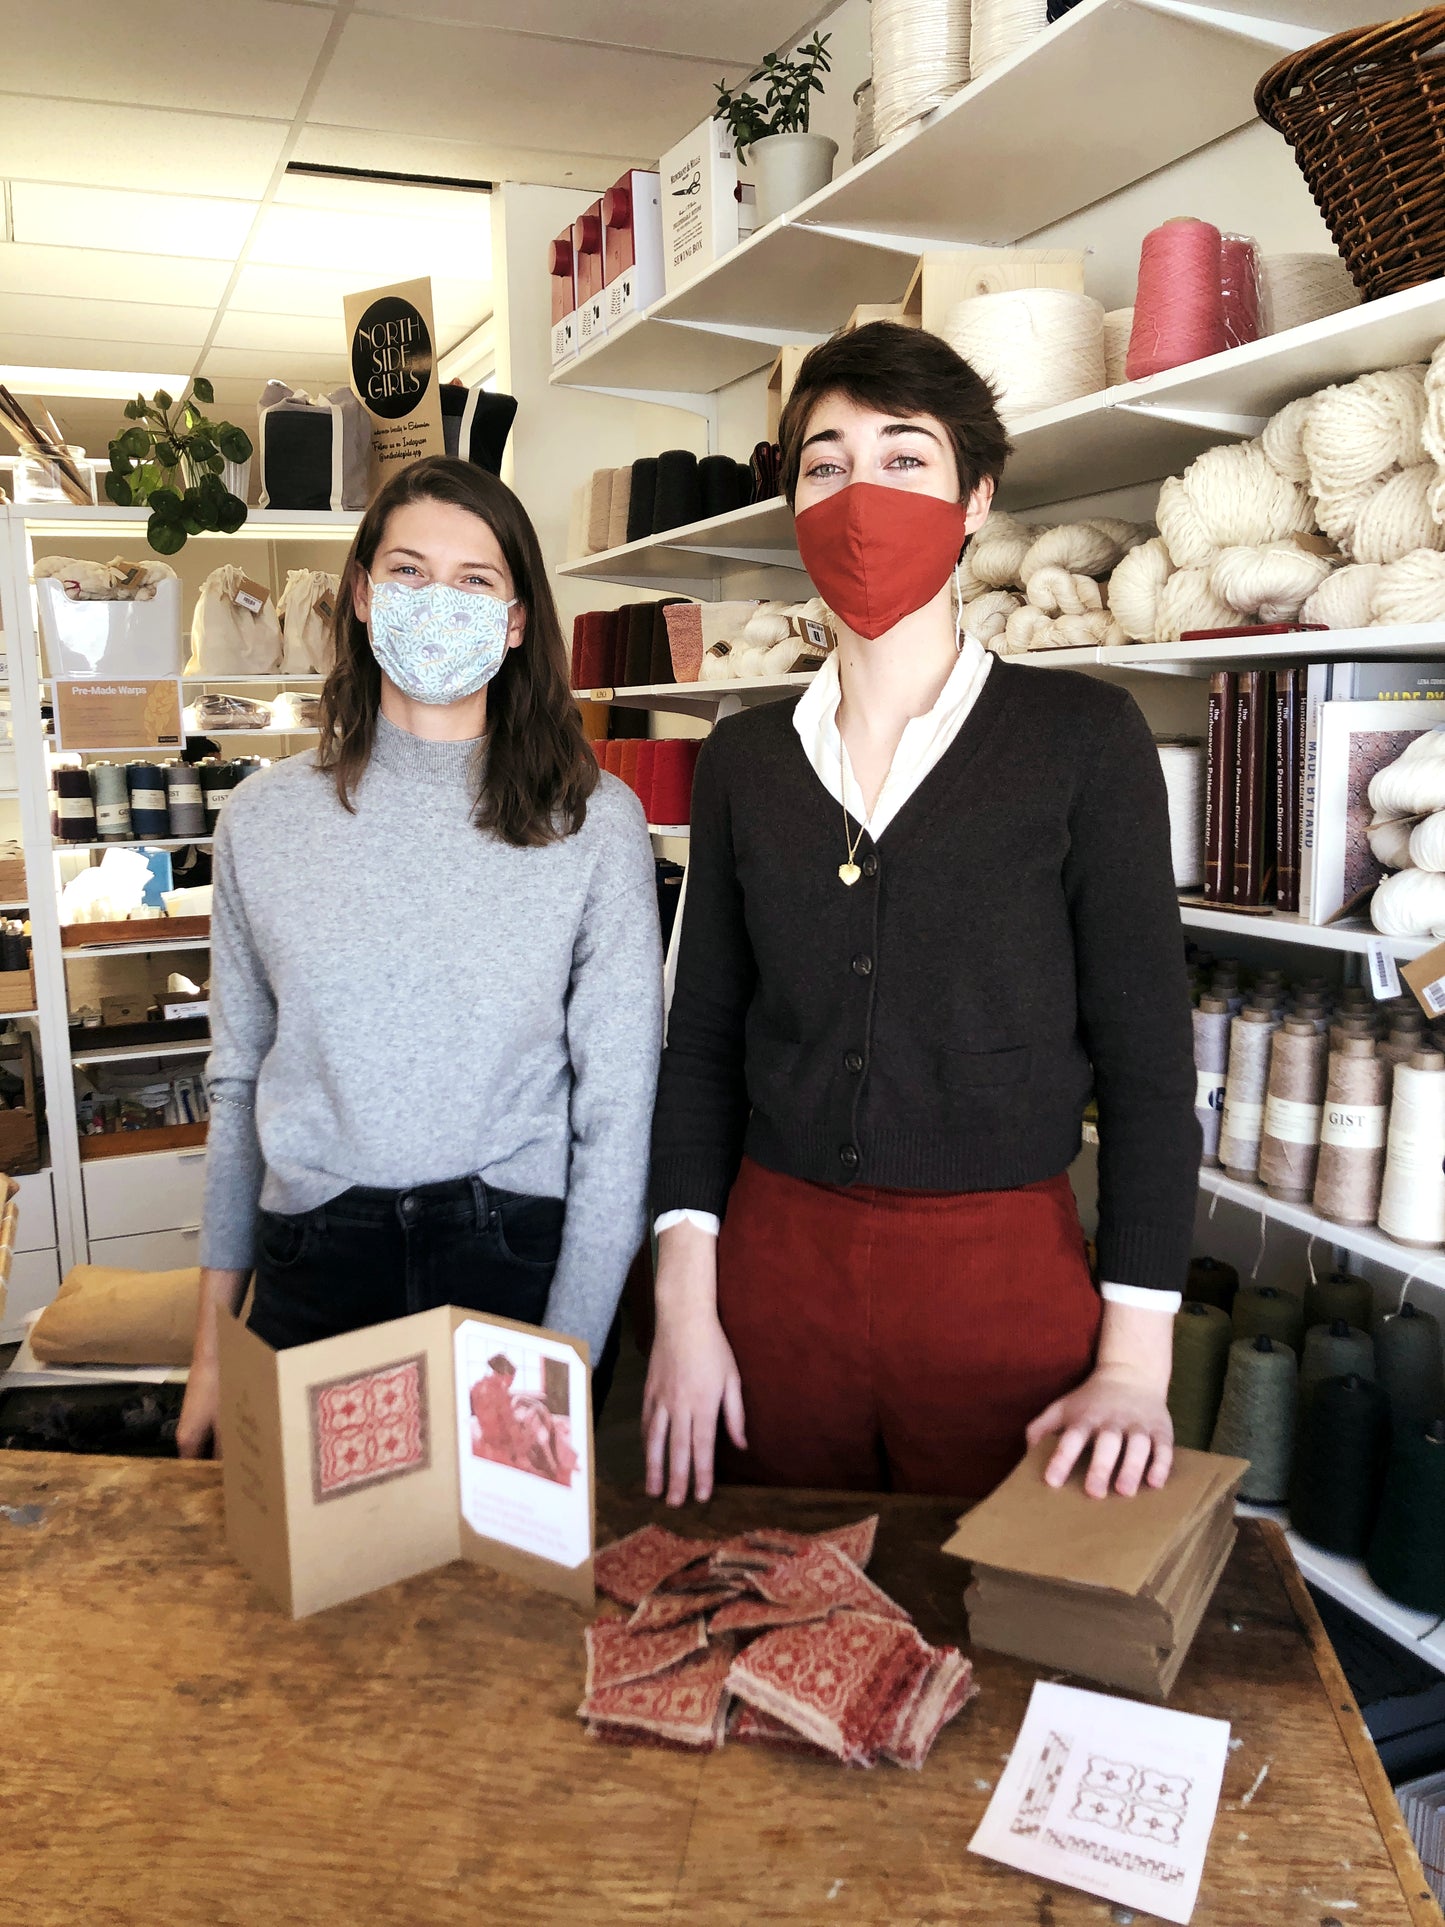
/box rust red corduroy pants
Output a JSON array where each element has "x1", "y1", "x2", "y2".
[{"x1": 715, "y1": 1157, "x2": 1102, "y2": 1500}]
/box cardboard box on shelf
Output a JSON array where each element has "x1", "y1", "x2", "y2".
[
  {"x1": 0, "y1": 964, "x2": 34, "y2": 1014},
  {"x1": 549, "y1": 229, "x2": 577, "y2": 367},
  {"x1": 100, "y1": 995, "x2": 151, "y2": 1028},
  {"x1": 660, "y1": 117, "x2": 740, "y2": 293},
  {"x1": 767, "y1": 344, "x2": 811, "y2": 441},
  {"x1": 603, "y1": 170, "x2": 664, "y2": 326},
  {"x1": 573, "y1": 201, "x2": 607, "y2": 347},
  {"x1": 219, "y1": 1304, "x2": 594, "y2": 1620},
  {"x1": 0, "y1": 1034, "x2": 40, "y2": 1175},
  {"x1": 901, "y1": 249, "x2": 1086, "y2": 337}
]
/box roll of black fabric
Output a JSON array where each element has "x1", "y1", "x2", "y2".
[
  {"x1": 623, "y1": 604, "x2": 654, "y2": 688},
  {"x1": 651, "y1": 450, "x2": 702, "y2": 534},
  {"x1": 1367, "y1": 1418, "x2": 1445, "y2": 1613},
  {"x1": 698, "y1": 454, "x2": 748, "y2": 522},
  {"x1": 626, "y1": 458, "x2": 658, "y2": 544},
  {"x1": 1288, "y1": 1372, "x2": 1390, "y2": 1558}
]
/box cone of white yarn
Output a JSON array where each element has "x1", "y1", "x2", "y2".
[
  {"x1": 1369, "y1": 728, "x2": 1445, "y2": 818},
  {"x1": 1210, "y1": 542, "x2": 1336, "y2": 622},
  {"x1": 970, "y1": 0, "x2": 1049, "y2": 78},
  {"x1": 1157, "y1": 740, "x2": 1207, "y2": 888},
  {"x1": 1301, "y1": 561, "x2": 1382, "y2": 629},
  {"x1": 1370, "y1": 814, "x2": 1418, "y2": 870},
  {"x1": 1374, "y1": 550, "x2": 1445, "y2": 626},
  {"x1": 1103, "y1": 309, "x2": 1134, "y2": 387},
  {"x1": 1108, "y1": 535, "x2": 1174, "y2": 642},
  {"x1": 1156, "y1": 442, "x2": 1315, "y2": 566},
  {"x1": 1411, "y1": 811, "x2": 1445, "y2": 871},
  {"x1": 1377, "y1": 1051, "x2": 1445, "y2": 1248},
  {"x1": 1348, "y1": 465, "x2": 1445, "y2": 565},
  {"x1": 1258, "y1": 253, "x2": 1360, "y2": 335},
  {"x1": 944, "y1": 289, "x2": 1105, "y2": 423},
  {"x1": 871, "y1": 0, "x2": 970, "y2": 144},
  {"x1": 1372, "y1": 866, "x2": 1445, "y2": 938}
]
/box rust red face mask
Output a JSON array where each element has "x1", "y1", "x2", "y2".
[{"x1": 794, "y1": 482, "x2": 970, "y2": 640}]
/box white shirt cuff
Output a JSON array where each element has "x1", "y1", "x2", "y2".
[
  {"x1": 1101, "y1": 1281, "x2": 1182, "y2": 1314},
  {"x1": 654, "y1": 1208, "x2": 721, "y2": 1238}
]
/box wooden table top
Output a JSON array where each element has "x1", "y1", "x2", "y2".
[{"x1": 1, "y1": 1453, "x2": 1439, "y2": 1927}]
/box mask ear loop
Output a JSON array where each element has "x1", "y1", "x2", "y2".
[{"x1": 953, "y1": 559, "x2": 964, "y2": 654}]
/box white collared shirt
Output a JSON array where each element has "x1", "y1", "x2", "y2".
[{"x1": 656, "y1": 642, "x2": 1178, "y2": 1316}]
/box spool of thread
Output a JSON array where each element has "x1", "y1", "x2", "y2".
[
  {"x1": 969, "y1": 0, "x2": 1047, "y2": 78},
  {"x1": 623, "y1": 604, "x2": 654, "y2": 688},
  {"x1": 1186, "y1": 1255, "x2": 1239, "y2": 1315},
  {"x1": 603, "y1": 607, "x2": 629, "y2": 687},
  {"x1": 1126, "y1": 218, "x2": 1226, "y2": 381},
  {"x1": 626, "y1": 458, "x2": 658, "y2": 545},
  {"x1": 651, "y1": 451, "x2": 702, "y2": 535},
  {"x1": 1233, "y1": 1284, "x2": 1305, "y2": 1354},
  {"x1": 1299, "y1": 1320, "x2": 1376, "y2": 1404},
  {"x1": 1375, "y1": 1302, "x2": 1445, "y2": 1433},
  {"x1": 1211, "y1": 1334, "x2": 1297, "y2": 1503},
  {"x1": 1304, "y1": 1269, "x2": 1374, "y2": 1332},
  {"x1": 1327, "y1": 1016, "x2": 1375, "y2": 1051},
  {"x1": 942, "y1": 288, "x2": 1105, "y2": 423},
  {"x1": 1289, "y1": 1373, "x2": 1390, "y2": 1558},
  {"x1": 616, "y1": 740, "x2": 641, "y2": 799},
  {"x1": 634, "y1": 740, "x2": 658, "y2": 823},
  {"x1": 1259, "y1": 1019, "x2": 1328, "y2": 1202},
  {"x1": 698, "y1": 454, "x2": 750, "y2": 523},
  {"x1": 90, "y1": 762, "x2": 132, "y2": 841},
  {"x1": 1220, "y1": 1007, "x2": 1279, "y2": 1179},
  {"x1": 1157, "y1": 741, "x2": 1206, "y2": 889},
  {"x1": 165, "y1": 762, "x2": 205, "y2": 837},
  {"x1": 200, "y1": 761, "x2": 240, "y2": 830},
  {"x1": 649, "y1": 600, "x2": 680, "y2": 686},
  {"x1": 125, "y1": 763, "x2": 169, "y2": 841},
  {"x1": 1367, "y1": 1418, "x2": 1445, "y2": 1613},
  {"x1": 1379, "y1": 1051, "x2": 1445, "y2": 1248},
  {"x1": 1259, "y1": 252, "x2": 1360, "y2": 335},
  {"x1": 1192, "y1": 995, "x2": 1230, "y2": 1165},
  {"x1": 1220, "y1": 233, "x2": 1261, "y2": 348},
  {"x1": 53, "y1": 766, "x2": 96, "y2": 843},
  {"x1": 1103, "y1": 308, "x2": 1134, "y2": 387},
  {"x1": 650, "y1": 739, "x2": 701, "y2": 827},
  {"x1": 1380, "y1": 1024, "x2": 1424, "y2": 1069},
  {"x1": 1168, "y1": 1301, "x2": 1232, "y2": 1450},
  {"x1": 1311, "y1": 1038, "x2": 1389, "y2": 1226},
  {"x1": 870, "y1": 0, "x2": 971, "y2": 146}
]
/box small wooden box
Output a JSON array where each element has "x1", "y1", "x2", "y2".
[
  {"x1": 0, "y1": 965, "x2": 35, "y2": 1014},
  {"x1": 842, "y1": 301, "x2": 914, "y2": 333},
  {"x1": 62, "y1": 916, "x2": 211, "y2": 950},
  {"x1": 0, "y1": 853, "x2": 27, "y2": 901},
  {"x1": 767, "y1": 345, "x2": 812, "y2": 441},
  {"x1": 79, "y1": 1120, "x2": 208, "y2": 1162},
  {"x1": 900, "y1": 249, "x2": 1086, "y2": 336}
]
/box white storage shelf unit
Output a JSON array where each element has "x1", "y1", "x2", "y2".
[
  {"x1": 551, "y1": 3, "x2": 1445, "y2": 1656},
  {"x1": 0, "y1": 503, "x2": 359, "y2": 1291}
]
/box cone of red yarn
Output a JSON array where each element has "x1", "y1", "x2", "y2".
[
  {"x1": 650, "y1": 739, "x2": 701, "y2": 826},
  {"x1": 575, "y1": 612, "x2": 610, "y2": 691},
  {"x1": 570, "y1": 614, "x2": 588, "y2": 691},
  {"x1": 632, "y1": 739, "x2": 658, "y2": 821},
  {"x1": 617, "y1": 739, "x2": 642, "y2": 797},
  {"x1": 1220, "y1": 232, "x2": 1261, "y2": 349},
  {"x1": 1126, "y1": 217, "x2": 1225, "y2": 381}
]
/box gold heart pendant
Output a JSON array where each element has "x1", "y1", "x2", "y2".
[{"x1": 838, "y1": 862, "x2": 862, "y2": 886}]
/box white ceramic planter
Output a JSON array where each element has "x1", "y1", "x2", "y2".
[{"x1": 748, "y1": 132, "x2": 838, "y2": 228}]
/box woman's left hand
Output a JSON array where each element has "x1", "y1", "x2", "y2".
[{"x1": 1025, "y1": 1360, "x2": 1174, "y2": 1500}]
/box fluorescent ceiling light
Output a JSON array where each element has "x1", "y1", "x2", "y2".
[{"x1": 0, "y1": 365, "x2": 189, "y2": 399}]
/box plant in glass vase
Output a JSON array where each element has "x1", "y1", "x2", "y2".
[
  {"x1": 714, "y1": 34, "x2": 837, "y2": 229},
  {"x1": 106, "y1": 377, "x2": 253, "y2": 555}
]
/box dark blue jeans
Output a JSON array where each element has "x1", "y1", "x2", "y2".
[{"x1": 247, "y1": 1174, "x2": 620, "y2": 1409}]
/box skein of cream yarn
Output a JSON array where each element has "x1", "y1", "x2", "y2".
[
  {"x1": 1108, "y1": 535, "x2": 1174, "y2": 641},
  {"x1": 1372, "y1": 867, "x2": 1445, "y2": 939},
  {"x1": 968, "y1": 511, "x2": 1035, "y2": 589},
  {"x1": 1370, "y1": 814, "x2": 1418, "y2": 870},
  {"x1": 1369, "y1": 728, "x2": 1445, "y2": 818},
  {"x1": 1026, "y1": 567, "x2": 1103, "y2": 615},
  {"x1": 1261, "y1": 394, "x2": 1316, "y2": 485},
  {"x1": 1301, "y1": 561, "x2": 1383, "y2": 629},
  {"x1": 1019, "y1": 520, "x2": 1143, "y2": 580},
  {"x1": 1373, "y1": 550, "x2": 1445, "y2": 625},
  {"x1": 1302, "y1": 364, "x2": 1428, "y2": 549},
  {"x1": 962, "y1": 590, "x2": 1021, "y2": 644},
  {"x1": 1156, "y1": 442, "x2": 1315, "y2": 566},
  {"x1": 1210, "y1": 541, "x2": 1336, "y2": 622},
  {"x1": 1424, "y1": 339, "x2": 1445, "y2": 523},
  {"x1": 1156, "y1": 566, "x2": 1239, "y2": 642},
  {"x1": 1349, "y1": 465, "x2": 1445, "y2": 565},
  {"x1": 870, "y1": 0, "x2": 971, "y2": 146},
  {"x1": 944, "y1": 289, "x2": 1106, "y2": 422},
  {"x1": 1412, "y1": 812, "x2": 1445, "y2": 870}
]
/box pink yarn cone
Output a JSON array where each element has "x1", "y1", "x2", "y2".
[
  {"x1": 1126, "y1": 218, "x2": 1226, "y2": 381},
  {"x1": 1221, "y1": 233, "x2": 1262, "y2": 349}
]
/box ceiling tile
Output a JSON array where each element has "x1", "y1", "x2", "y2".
[
  {"x1": 198, "y1": 345, "x2": 351, "y2": 385},
  {"x1": 227, "y1": 261, "x2": 489, "y2": 323},
  {"x1": 351, "y1": 0, "x2": 825, "y2": 66},
  {"x1": 0, "y1": 242, "x2": 231, "y2": 308},
  {"x1": 11, "y1": 182, "x2": 258, "y2": 259},
  {"x1": 249, "y1": 201, "x2": 489, "y2": 278},
  {"x1": 0, "y1": 293, "x2": 213, "y2": 350},
  {"x1": 289, "y1": 122, "x2": 632, "y2": 190},
  {"x1": 211, "y1": 310, "x2": 354, "y2": 354},
  {"x1": 0, "y1": 94, "x2": 290, "y2": 199},
  {"x1": 310, "y1": 14, "x2": 733, "y2": 158},
  {"x1": 0, "y1": 333, "x2": 197, "y2": 374},
  {"x1": 0, "y1": 0, "x2": 334, "y2": 117}
]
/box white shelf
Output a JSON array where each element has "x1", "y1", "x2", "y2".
[
  {"x1": 41, "y1": 674, "x2": 325, "y2": 688},
  {"x1": 1238, "y1": 1503, "x2": 1445, "y2": 1664},
  {"x1": 575, "y1": 672, "x2": 815, "y2": 713},
  {"x1": 14, "y1": 507, "x2": 360, "y2": 539},
  {"x1": 62, "y1": 936, "x2": 209, "y2": 960},
  {"x1": 1198, "y1": 1165, "x2": 1445, "y2": 1288},
  {"x1": 647, "y1": 824, "x2": 690, "y2": 838},
  {"x1": 71, "y1": 1036, "x2": 209, "y2": 1066},
  {"x1": 558, "y1": 498, "x2": 801, "y2": 592},
  {"x1": 1179, "y1": 902, "x2": 1434, "y2": 961},
  {"x1": 53, "y1": 838, "x2": 211, "y2": 853},
  {"x1": 1107, "y1": 624, "x2": 1445, "y2": 674},
  {"x1": 552, "y1": 0, "x2": 1398, "y2": 406}
]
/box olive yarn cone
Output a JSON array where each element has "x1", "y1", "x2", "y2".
[
  {"x1": 1211, "y1": 1334, "x2": 1298, "y2": 1503},
  {"x1": 1185, "y1": 1255, "x2": 1239, "y2": 1315},
  {"x1": 1299, "y1": 1320, "x2": 1375, "y2": 1408},
  {"x1": 1232, "y1": 1284, "x2": 1305, "y2": 1354},
  {"x1": 1375, "y1": 1303, "x2": 1445, "y2": 1435},
  {"x1": 1168, "y1": 1301, "x2": 1232, "y2": 1451},
  {"x1": 1303, "y1": 1270, "x2": 1373, "y2": 1333}
]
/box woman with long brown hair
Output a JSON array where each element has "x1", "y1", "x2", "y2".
[{"x1": 178, "y1": 456, "x2": 661, "y2": 1457}]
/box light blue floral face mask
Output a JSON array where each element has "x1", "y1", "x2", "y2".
[{"x1": 368, "y1": 578, "x2": 515, "y2": 705}]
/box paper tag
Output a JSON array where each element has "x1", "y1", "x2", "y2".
[
  {"x1": 1194, "y1": 1071, "x2": 1225, "y2": 1114},
  {"x1": 315, "y1": 592, "x2": 336, "y2": 623},
  {"x1": 1321, "y1": 1102, "x2": 1387, "y2": 1150},
  {"x1": 233, "y1": 575, "x2": 268, "y2": 616},
  {"x1": 164, "y1": 999, "x2": 209, "y2": 1021},
  {"x1": 1263, "y1": 1094, "x2": 1322, "y2": 1145},
  {"x1": 1368, "y1": 939, "x2": 1402, "y2": 1001},
  {"x1": 113, "y1": 564, "x2": 145, "y2": 589},
  {"x1": 1220, "y1": 1097, "x2": 1263, "y2": 1142},
  {"x1": 802, "y1": 619, "x2": 830, "y2": 648},
  {"x1": 1402, "y1": 939, "x2": 1445, "y2": 1017}
]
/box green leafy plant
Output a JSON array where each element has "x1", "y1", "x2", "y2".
[
  {"x1": 714, "y1": 32, "x2": 833, "y2": 161},
  {"x1": 105, "y1": 376, "x2": 253, "y2": 556}
]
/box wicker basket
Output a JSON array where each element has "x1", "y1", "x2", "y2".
[{"x1": 1256, "y1": 8, "x2": 1445, "y2": 301}]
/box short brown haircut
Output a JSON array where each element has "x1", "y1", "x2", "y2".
[{"x1": 778, "y1": 320, "x2": 1012, "y2": 506}]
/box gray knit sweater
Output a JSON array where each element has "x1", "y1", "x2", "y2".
[{"x1": 201, "y1": 714, "x2": 663, "y2": 1361}]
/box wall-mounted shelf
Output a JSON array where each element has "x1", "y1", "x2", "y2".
[
  {"x1": 71, "y1": 1037, "x2": 211, "y2": 1067},
  {"x1": 1198, "y1": 1165, "x2": 1445, "y2": 1290},
  {"x1": 1237, "y1": 1502, "x2": 1445, "y2": 1666},
  {"x1": 647, "y1": 824, "x2": 690, "y2": 838},
  {"x1": 53, "y1": 838, "x2": 212, "y2": 854},
  {"x1": 61, "y1": 936, "x2": 210, "y2": 961},
  {"x1": 575, "y1": 671, "x2": 815, "y2": 714},
  {"x1": 1179, "y1": 903, "x2": 1432, "y2": 962},
  {"x1": 21, "y1": 507, "x2": 360, "y2": 539},
  {"x1": 558, "y1": 498, "x2": 801, "y2": 594}
]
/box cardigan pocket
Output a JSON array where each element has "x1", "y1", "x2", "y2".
[{"x1": 937, "y1": 1043, "x2": 1032, "y2": 1090}]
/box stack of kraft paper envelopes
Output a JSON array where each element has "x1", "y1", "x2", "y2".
[{"x1": 943, "y1": 1442, "x2": 1249, "y2": 1701}]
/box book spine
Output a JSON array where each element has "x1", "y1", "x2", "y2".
[
  {"x1": 1274, "y1": 668, "x2": 1301, "y2": 913},
  {"x1": 1205, "y1": 671, "x2": 1236, "y2": 903},
  {"x1": 1232, "y1": 670, "x2": 1265, "y2": 906},
  {"x1": 1298, "y1": 661, "x2": 1330, "y2": 921}
]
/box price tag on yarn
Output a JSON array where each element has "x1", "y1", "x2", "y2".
[
  {"x1": 1401, "y1": 940, "x2": 1445, "y2": 1017},
  {"x1": 1367, "y1": 939, "x2": 1402, "y2": 1002}
]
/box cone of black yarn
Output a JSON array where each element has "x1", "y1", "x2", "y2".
[
  {"x1": 1304, "y1": 1270, "x2": 1374, "y2": 1333},
  {"x1": 698, "y1": 454, "x2": 749, "y2": 522},
  {"x1": 1299, "y1": 1320, "x2": 1375, "y2": 1409},
  {"x1": 623, "y1": 604, "x2": 654, "y2": 687},
  {"x1": 649, "y1": 601, "x2": 681, "y2": 685},
  {"x1": 626, "y1": 458, "x2": 658, "y2": 544},
  {"x1": 1375, "y1": 1302, "x2": 1445, "y2": 1434},
  {"x1": 1367, "y1": 1418, "x2": 1445, "y2": 1614},
  {"x1": 1288, "y1": 1373, "x2": 1390, "y2": 1557},
  {"x1": 651, "y1": 450, "x2": 702, "y2": 534},
  {"x1": 1185, "y1": 1255, "x2": 1239, "y2": 1315}
]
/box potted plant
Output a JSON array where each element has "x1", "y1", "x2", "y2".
[
  {"x1": 105, "y1": 377, "x2": 253, "y2": 556},
  {"x1": 715, "y1": 33, "x2": 837, "y2": 229}
]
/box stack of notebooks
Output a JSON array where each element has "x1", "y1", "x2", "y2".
[{"x1": 943, "y1": 1442, "x2": 1249, "y2": 1700}]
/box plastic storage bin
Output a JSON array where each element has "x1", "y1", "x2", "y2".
[{"x1": 35, "y1": 576, "x2": 185, "y2": 678}]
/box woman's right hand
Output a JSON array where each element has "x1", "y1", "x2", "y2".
[
  {"x1": 176, "y1": 1354, "x2": 220, "y2": 1460},
  {"x1": 642, "y1": 1223, "x2": 746, "y2": 1506}
]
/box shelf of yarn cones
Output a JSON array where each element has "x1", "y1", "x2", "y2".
[
  {"x1": 60, "y1": 935, "x2": 210, "y2": 960},
  {"x1": 1197, "y1": 1165, "x2": 1445, "y2": 1292},
  {"x1": 39, "y1": 675, "x2": 326, "y2": 688},
  {"x1": 51, "y1": 838, "x2": 212, "y2": 854},
  {"x1": 557, "y1": 499, "x2": 802, "y2": 591},
  {"x1": 1178, "y1": 902, "x2": 1436, "y2": 963},
  {"x1": 552, "y1": 0, "x2": 1390, "y2": 403},
  {"x1": 1003, "y1": 278, "x2": 1445, "y2": 510},
  {"x1": 571, "y1": 671, "x2": 816, "y2": 714},
  {"x1": 6, "y1": 506, "x2": 360, "y2": 540},
  {"x1": 1235, "y1": 1501, "x2": 1445, "y2": 1663}
]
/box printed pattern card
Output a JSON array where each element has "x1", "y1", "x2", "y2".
[
  {"x1": 969, "y1": 1681, "x2": 1230, "y2": 1923},
  {"x1": 453, "y1": 1317, "x2": 590, "y2": 1572}
]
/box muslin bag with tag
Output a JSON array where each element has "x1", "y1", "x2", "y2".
[
  {"x1": 276, "y1": 569, "x2": 340, "y2": 674},
  {"x1": 187, "y1": 564, "x2": 283, "y2": 674},
  {"x1": 257, "y1": 382, "x2": 371, "y2": 510}
]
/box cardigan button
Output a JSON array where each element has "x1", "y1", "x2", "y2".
[
  {"x1": 861, "y1": 854, "x2": 878, "y2": 878},
  {"x1": 844, "y1": 1050, "x2": 864, "y2": 1074},
  {"x1": 851, "y1": 953, "x2": 872, "y2": 977},
  {"x1": 839, "y1": 1143, "x2": 860, "y2": 1169}
]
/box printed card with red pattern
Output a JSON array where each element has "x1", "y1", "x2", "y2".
[
  {"x1": 593, "y1": 1525, "x2": 714, "y2": 1606},
  {"x1": 308, "y1": 1354, "x2": 430, "y2": 1503},
  {"x1": 584, "y1": 1615, "x2": 708, "y2": 1693},
  {"x1": 580, "y1": 1643, "x2": 733, "y2": 1750},
  {"x1": 750, "y1": 1539, "x2": 909, "y2": 1622}
]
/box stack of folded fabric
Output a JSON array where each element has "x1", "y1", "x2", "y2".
[
  {"x1": 579, "y1": 1518, "x2": 977, "y2": 1765},
  {"x1": 943, "y1": 1441, "x2": 1248, "y2": 1700}
]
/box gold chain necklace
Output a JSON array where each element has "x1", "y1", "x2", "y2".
[{"x1": 839, "y1": 730, "x2": 865, "y2": 886}]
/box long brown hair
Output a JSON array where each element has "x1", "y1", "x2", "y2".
[{"x1": 317, "y1": 456, "x2": 597, "y2": 846}]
